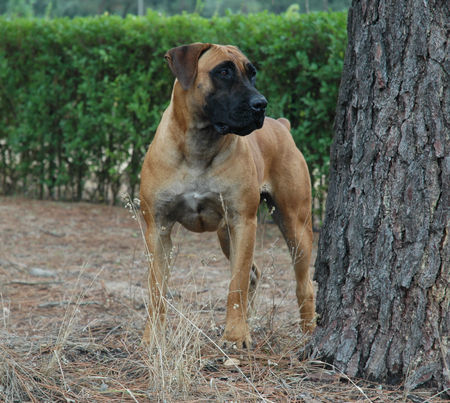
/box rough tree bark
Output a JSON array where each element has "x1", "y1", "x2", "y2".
[{"x1": 308, "y1": 0, "x2": 449, "y2": 391}]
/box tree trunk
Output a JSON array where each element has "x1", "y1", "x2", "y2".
[{"x1": 308, "y1": 0, "x2": 449, "y2": 392}]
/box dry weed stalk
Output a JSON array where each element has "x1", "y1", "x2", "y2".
[{"x1": 46, "y1": 265, "x2": 104, "y2": 373}]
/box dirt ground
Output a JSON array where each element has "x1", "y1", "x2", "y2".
[
  {"x1": 0, "y1": 195, "x2": 306, "y2": 334},
  {"x1": 0, "y1": 197, "x2": 445, "y2": 402}
]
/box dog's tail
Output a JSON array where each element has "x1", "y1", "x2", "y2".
[{"x1": 277, "y1": 117, "x2": 291, "y2": 131}]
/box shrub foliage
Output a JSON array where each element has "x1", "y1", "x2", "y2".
[{"x1": 0, "y1": 11, "x2": 346, "y2": 211}]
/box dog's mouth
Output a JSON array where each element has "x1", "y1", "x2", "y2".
[
  {"x1": 213, "y1": 123, "x2": 230, "y2": 135},
  {"x1": 213, "y1": 114, "x2": 265, "y2": 136}
]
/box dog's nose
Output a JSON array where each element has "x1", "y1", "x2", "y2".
[{"x1": 250, "y1": 95, "x2": 267, "y2": 112}]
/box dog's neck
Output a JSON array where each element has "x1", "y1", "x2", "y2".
[{"x1": 169, "y1": 84, "x2": 235, "y2": 168}]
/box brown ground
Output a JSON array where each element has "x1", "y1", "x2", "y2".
[{"x1": 0, "y1": 197, "x2": 444, "y2": 402}]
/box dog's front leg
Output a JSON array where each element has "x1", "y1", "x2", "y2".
[
  {"x1": 142, "y1": 219, "x2": 173, "y2": 345},
  {"x1": 222, "y1": 216, "x2": 257, "y2": 349}
]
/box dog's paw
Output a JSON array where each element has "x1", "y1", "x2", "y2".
[
  {"x1": 220, "y1": 337, "x2": 252, "y2": 351},
  {"x1": 221, "y1": 323, "x2": 252, "y2": 350},
  {"x1": 301, "y1": 319, "x2": 316, "y2": 334}
]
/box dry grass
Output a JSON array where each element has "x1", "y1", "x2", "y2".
[{"x1": 0, "y1": 196, "x2": 446, "y2": 402}]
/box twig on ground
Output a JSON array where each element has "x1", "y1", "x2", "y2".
[
  {"x1": 6, "y1": 280, "x2": 62, "y2": 286},
  {"x1": 38, "y1": 300, "x2": 102, "y2": 308}
]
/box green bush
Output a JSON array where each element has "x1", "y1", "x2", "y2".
[{"x1": 0, "y1": 10, "x2": 346, "y2": 215}]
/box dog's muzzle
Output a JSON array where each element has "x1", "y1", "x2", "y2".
[{"x1": 212, "y1": 94, "x2": 267, "y2": 136}]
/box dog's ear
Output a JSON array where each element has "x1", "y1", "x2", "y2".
[{"x1": 165, "y1": 43, "x2": 212, "y2": 90}]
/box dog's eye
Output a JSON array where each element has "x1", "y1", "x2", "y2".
[
  {"x1": 211, "y1": 62, "x2": 235, "y2": 82},
  {"x1": 247, "y1": 65, "x2": 257, "y2": 84},
  {"x1": 218, "y1": 68, "x2": 231, "y2": 79}
]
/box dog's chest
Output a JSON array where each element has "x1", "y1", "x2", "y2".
[{"x1": 158, "y1": 173, "x2": 226, "y2": 233}]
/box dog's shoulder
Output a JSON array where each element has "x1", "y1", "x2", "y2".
[
  {"x1": 248, "y1": 117, "x2": 295, "y2": 157},
  {"x1": 256, "y1": 117, "x2": 293, "y2": 141},
  {"x1": 259, "y1": 116, "x2": 292, "y2": 134},
  {"x1": 276, "y1": 117, "x2": 291, "y2": 131}
]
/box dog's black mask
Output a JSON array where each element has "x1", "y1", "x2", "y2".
[{"x1": 204, "y1": 61, "x2": 267, "y2": 136}]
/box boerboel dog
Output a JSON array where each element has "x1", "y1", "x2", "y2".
[{"x1": 140, "y1": 43, "x2": 315, "y2": 348}]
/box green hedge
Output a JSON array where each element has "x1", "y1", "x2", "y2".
[{"x1": 0, "y1": 10, "x2": 346, "y2": 212}]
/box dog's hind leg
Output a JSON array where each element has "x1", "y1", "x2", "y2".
[{"x1": 265, "y1": 192, "x2": 316, "y2": 333}]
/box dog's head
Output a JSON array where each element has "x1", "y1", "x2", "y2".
[{"x1": 165, "y1": 43, "x2": 267, "y2": 136}]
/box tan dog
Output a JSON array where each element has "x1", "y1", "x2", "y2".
[{"x1": 140, "y1": 43, "x2": 315, "y2": 348}]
